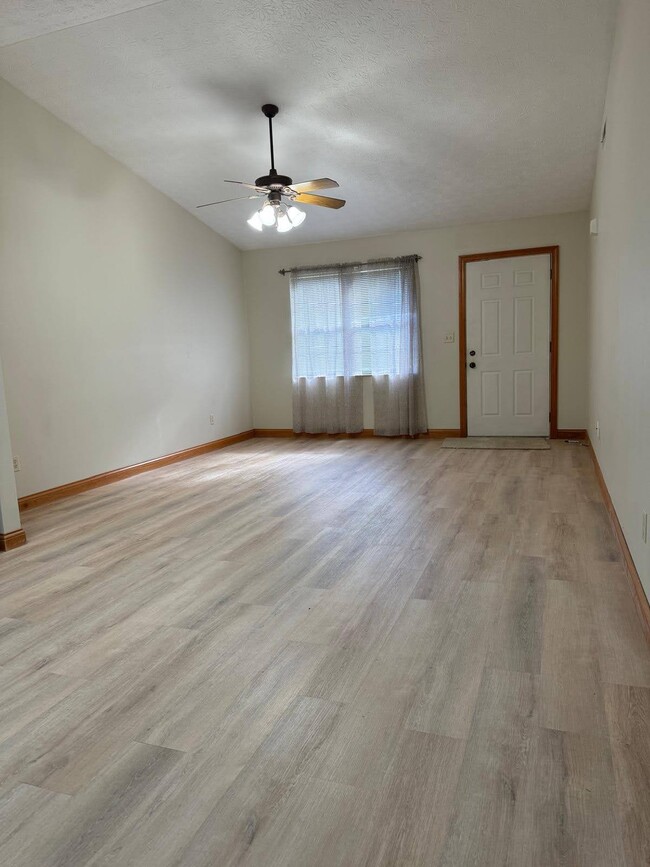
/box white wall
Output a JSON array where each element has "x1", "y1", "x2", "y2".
[
  {"x1": 244, "y1": 211, "x2": 589, "y2": 431},
  {"x1": 588, "y1": 0, "x2": 650, "y2": 595},
  {"x1": 0, "y1": 79, "x2": 252, "y2": 498}
]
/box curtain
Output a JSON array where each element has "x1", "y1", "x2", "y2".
[
  {"x1": 289, "y1": 256, "x2": 427, "y2": 436},
  {"x1": 369, "y1": 258, "x2": 428, "y2": 436},
  {"x1": 290, "y1": 266, "x2": 363, "y2": 433}
]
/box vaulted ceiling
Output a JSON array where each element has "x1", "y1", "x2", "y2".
[{"x1": 0, "y1": 0, "x2": 617, "y2": 249}]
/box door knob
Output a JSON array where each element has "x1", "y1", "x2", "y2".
[
  {"x1": 469, "y1": 362, "x2": 476, "y2": 369},
  {"x1": 469, "y1": 350, "x2": 476, "y2": 356}
]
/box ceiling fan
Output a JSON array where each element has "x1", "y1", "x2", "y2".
[{"x1": 196, "y1": 104, "x2": 345, "y2": 233}]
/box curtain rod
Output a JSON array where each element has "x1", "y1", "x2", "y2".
[{"x1": 278, "y1": 254, "x2": 422, "y2": 276}]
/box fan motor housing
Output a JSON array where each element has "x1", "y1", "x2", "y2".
[{"x1": 256, "y1": 173, "x2": 293, "y2": 189}]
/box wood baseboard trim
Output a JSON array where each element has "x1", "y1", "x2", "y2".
[
  {"x1": 587, "y1": 437, "x2": 650, "y2": 643},
  {"x1": 253, "y1": 429, "x2": 295, "y2": 437},
  {"x1": 556, "y1": 429, "x2": 588, "y2": 440},
  {"x1": 0, "y1": 529, "x2": 28, "y2": 551},
  {"x1": 427, "y1": 429, "x2": 463, "y2": 438},
  {"x1": 18, "y1": 430, "x2": 255, "y2": 512}
]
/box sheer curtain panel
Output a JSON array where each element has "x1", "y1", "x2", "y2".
[
  {"x1": 290, "y1": 267, "x2": 362, "y2": 433},
  {"x1": 289, "y1": 256, "x2": 427, "y2": 436},
  {"x1": 367, "y1": 258, "x2": 428, "y2": 436}
]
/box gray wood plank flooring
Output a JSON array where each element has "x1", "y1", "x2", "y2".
[{"x1": 0, "y1": 438, "x2": 648, "y2": 865}]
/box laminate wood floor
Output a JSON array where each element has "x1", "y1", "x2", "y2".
[{"x1": 1, "y1": 438, "x2": 649, "y2": 866}]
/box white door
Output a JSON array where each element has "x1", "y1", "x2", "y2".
[{"x1": 466, "y1": 254, "x2": 550, "y2": 436}]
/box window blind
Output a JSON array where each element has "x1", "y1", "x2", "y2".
[{"x1": 290, "y1": 258, "x2": 419, "y2": 378}]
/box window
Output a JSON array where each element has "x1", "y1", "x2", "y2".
[
  {"x1": 290, "y1": 255, "x2": 427, "y2": 437},
  {"x1": 291, "y1": 270, "x2": 345, "y2": 377},
  {"x1": 290, "y1": 260, "x2": 416, "y2": 378}
]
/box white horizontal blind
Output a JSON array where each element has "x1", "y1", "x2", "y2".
[
  {"x1": 290, "y1": 262, "x2": 409, "y2": 378},
  {"x1": 291, "y1": 270, "x2": 344, "y2": 377},
  {"x1": 351, "y1": 262, "x2": 405, "y2": 375}
]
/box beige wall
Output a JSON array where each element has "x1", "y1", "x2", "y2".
[
  {"x1": 588, "y1": 0, "x2": 650, "y2": 595},
  {"x1": 0, "y1": 78, "x2": 252, "y2": 498},
  {"x1": 244, "y1": 211, "x2": 589, "y2": 431}
]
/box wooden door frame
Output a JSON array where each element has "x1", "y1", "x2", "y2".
[{"x1": 458, "y1": 245, "x2": 560, "y2": 438}]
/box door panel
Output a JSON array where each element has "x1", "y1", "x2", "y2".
[
  {"x1": 481, "y1": 300, "x2": 501, "y2": 355},
  {"x1": 481, "y1": 371, "x2": 501, "y2": 416},
  {"x1": 466, "y1": 254, "x2": 550, "y2": 436},
  {"x1": 514, "y1": 369, "x2": 534, "y2": 416},
  {"x1": 514, "y1": 297, "x2": 534, "y2": 354}
]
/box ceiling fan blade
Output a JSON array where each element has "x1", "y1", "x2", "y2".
[
  {"x1": 196, "y1": 195, "x2": 261, "y2": 209},
  {"x1": 224, "y1": 179, "x2": 267, "y2": 191},
  {"x1": 289, "y1": 178, "x2": 339, "y2": 194},
  {"x1": 292, "y1": 193, "x2": 346, "y2": 209}
]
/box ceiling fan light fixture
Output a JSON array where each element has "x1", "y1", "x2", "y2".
[
  {"x1": 260, "y1": 202, "x2": 277, "y2": 227},
  {"x1": 197, "y1": 105, "x2": 345, "y2": 229},
  {"x1": 287, "y1": 205, "x2": 306, "y2": 227},
  {"x1": 247, "y1": 210, "x2": 264, "y2": 231}
]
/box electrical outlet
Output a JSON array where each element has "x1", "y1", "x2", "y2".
[
  {"x1": 642, "y1": 512, "x2": 648, "y2": 544},
  {"x1": 444, "y1": 331, "x2": 455, "y2": 344},
  {"x1": 209, "y1": 415, "x2": 215, "y2": 425},
  {"x1": 13, "y1": 456, "x2": 20, "y2": 472},
  {"x1": 595, "y1": 420, "x2": 600, "y2": 440}
]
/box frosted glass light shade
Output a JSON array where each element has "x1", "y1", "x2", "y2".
[
  {"x1": 287, "y1": 206, "x2": 306, "y2": 227},
  {"x1": 247, "y1": 210, "x2": 263, "y2": 231},
  {"x1": 260, "y1": 203, "x2": 277, "y2": 226},
  {"x1": 276, "y1": 211, "x2": 293, "y2": 233}
]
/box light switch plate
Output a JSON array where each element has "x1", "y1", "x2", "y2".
[{"x1": 444, "y1": 331, "x2": 455, "y2": 343}]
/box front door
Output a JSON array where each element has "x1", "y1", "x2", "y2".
[{"x1": 466, "y1": 254, "x2": 550, "y2": 436}]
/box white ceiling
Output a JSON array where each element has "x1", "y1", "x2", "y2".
[{"x1": 0, "y1": 0, "x2": 617, "y2": 250}]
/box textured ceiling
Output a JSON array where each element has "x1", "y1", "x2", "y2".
[{"x1": 0, "y1": 0, "x2": 617, "y2": 249}]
